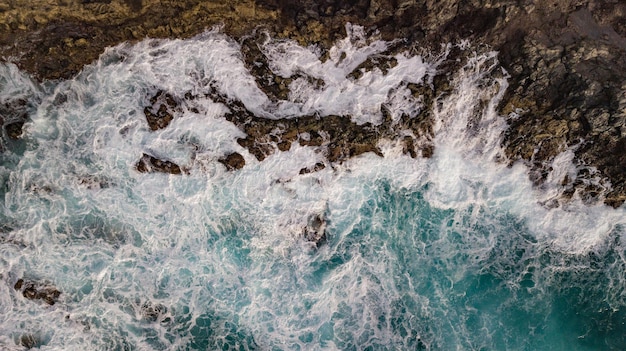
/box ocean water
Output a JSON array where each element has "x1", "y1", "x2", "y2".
[{"x1": 1, "y1": 26, "x2": 625, "y2": 350}]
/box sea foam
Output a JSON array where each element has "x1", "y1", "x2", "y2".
[{"x1": 0, "y1": 25, "x2": 625, "y2": 350}]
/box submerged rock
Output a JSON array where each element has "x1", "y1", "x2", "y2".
[
  {"x1": 14, "y1": 278, "x2": 61, "y2": 306},
  {"x1": 303, "y1": 214, "x2": 327, "y2": 247},
  {"x1": 5, "y1": 121, "x2": 25, "y2": 140},
  {"x1": 140, "y1": 301, "x2": 168, "y2": 322},
  {"x1": 299, "y1": 162, "x2": 325, "y2": 175},
  {"x1": 18, "y1": 333, "x2": 38, "y2": 349},
  {"x1": 135, "y1": 153, "x2": 184, "y2": 174}
]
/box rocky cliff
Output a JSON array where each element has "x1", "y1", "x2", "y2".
[{"x1": 1, "y1": 0, "x2": 625, "y2": 207}]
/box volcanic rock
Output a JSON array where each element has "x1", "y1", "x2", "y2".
[
  {"x1": 135, "y1": 153, "x2": 184, "y2": 174},
  {"x1": 144, "y1": 90, "x2": 178, "y2": 131},
  {"x1": 218, "y1": 152, "x2": 246, "y2": 171},
  {"x1": 1, "y1": 0, "x2": 625, "y2": 206},
  {"x1": 303, "y1": 213, "x2": 327, "y2": 247},
  {"x1": 14, "y1": 278, "x2": 61, "y2": 305}
]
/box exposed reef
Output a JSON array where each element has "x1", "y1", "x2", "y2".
[
  {"x1": 135, "y1": 153, "x2": 184, "y2": 174},
  {"x1": 1, "y1": 0, "x2": 625, "y2": 207},
  {"x1": 14, "y1": 278, "x2": 61, "y2": 306}
]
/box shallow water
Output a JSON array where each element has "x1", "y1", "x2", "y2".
[{"x1": 0, "y1": 26, "x2": 625, "y2": 350}]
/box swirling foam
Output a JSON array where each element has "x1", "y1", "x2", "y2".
[{"x1": 0, "y1": 26, "x2": 624, "y2": 350}]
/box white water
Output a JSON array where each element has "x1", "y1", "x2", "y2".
[{"x1": 0, "y1": 25, "x2": 625, "y2": 350}]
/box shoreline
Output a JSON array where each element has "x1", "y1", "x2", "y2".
[{"x1": 1, "y1": 0, "x2": 625, "y2": 207}]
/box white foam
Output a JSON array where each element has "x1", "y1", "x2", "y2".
[
  {"x1": 262, "y1": 24, "x2": 435, "y2": 124},
  {"x1": 1, "y1": 25, "x2": 625, "y2": 350}
]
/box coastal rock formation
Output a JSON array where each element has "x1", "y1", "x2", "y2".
[
  {"x1": 1, "y1": 0, "x2": 625, "y2": 206},
  {"x1": 303, "y1": 213, "x2": 327, "y2": 247},
  {"x1": 218, "y1": 152, "x2": 246, "y2": 171},
  {"x1": 205, "y1": 84, "x2": 433, "y2": 165},
  {"x1": 135, "y1": 153, "x2": 184, "y2": 174},
  {"x1": 14, "y1": 278, "x2": 61, "y2": 305},
  {"x1": 144, "y1": 90, "x2": 178, "y2": 131},
  {"x1": 0, "y1": 0, "x2": 279, "y2": 81},
  {"x1": 1, "y1": 98, "x2": 30, "y2": 143}
]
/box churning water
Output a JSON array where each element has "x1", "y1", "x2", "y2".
[{"x1": 1, "y1": 25, "x2": 625, "y2": 350}]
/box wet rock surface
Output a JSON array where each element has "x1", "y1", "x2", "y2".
[
  {"x1": 218, "y1": 152, "x2": 246, "y2": 171},
  {"x1": 140, "y1": 301, "x2": 168, "y2": 322},
  {"x1": 0, "y1": 0, "x2": 279, "y2": 81},
  {"x1": 1, "y1": 98, "x2": 31, "y2": 143},
  {"x1": 14, "y1": 278, "x2": 61, "y2": 305},
  {"x1": 205, "y1": 84, "x2": 434, "y2": 165},
  {"x1": 144, "y1": 90, "x2": 178, "y2": 131},
  {"x1": 303, "y1": 214, "x2": 327, "y2": 247},
  {"x1": 18, "y1": 333, "x2": 39, "y2": 349},
  {"x1": 1, "y1": 0, "x2": 625, "y2": 206},
  {"x1": 135, "y1": 153, "x2": 184, "y2": 174}
]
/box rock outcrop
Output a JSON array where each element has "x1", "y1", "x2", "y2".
[
  {"x1": 1, "y1": 0, "x2": 624, "y2": 206},
  {"x1": 14, "y1": 278, "x2": 61, "y2": 305},
  {"x1": 144, "y1": 90, "x2": 178, "y2": 131},
  {"x1": 135, "y1": 153, "x2": 184, "y2": 174},
  {"x1": 218, "y1": 152, "x2": 246, "y2": 171}
]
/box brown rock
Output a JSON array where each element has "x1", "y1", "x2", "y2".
[
  {"x1": 14, "y1": 278, "x2": 61, "y2": 305},
  {"x1": 144, "y1": 90, "x2": 177, "y2": 131},
  {"x1": 218, "y1": 152, "x2": 246, "y2": 170},
  {"x1": 3, "y1": 0, "x2": 625, "y2": 206},
  {"x1": 5, "y1": 120, "x2": 25, "y2": 139},
  {"x1": 135, "y1": 153, "x2": 183, "y2": 174},
  {"x1": 303, "y1": 213, "x2": 327, "y2": 247},
  {"x1": 299, "y1": 162, "x2": 325, "y2": 174}
]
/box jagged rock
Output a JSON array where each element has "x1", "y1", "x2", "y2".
[
  {"x1": 240, "y1": 31, "x2": 326, "y2": 102},
  {"x1": 218, "y1": 152, "x2": 246, "y2": 171},
  {"x1": 0, "y1": 0, "x2": 280, "y2": 81},
  {"x1": 135, "y1": 153, "x2": 183, "y2": 174},
  {"x1": 140, "y1": 301, "x2": 168, "y2": 322},
  {"x1": 2, "y1": 0, "x2": 625, "y2": 206},
  {"x1": 206, "y1": 86, "x2": 403, "y2": 165},
  {"x1": 14, "y1": 278, "x2": 61, "y2": 305},
  {"x1": 144, "y1": 90, "x2": 178, "y2": 131},
  {"x1": 495, "y1": 4, "x2": 626, "y2": 207},
  {"x1": 1, "y1": 98, "x2": 30, "y2": 141},
  {"x1": 5, "y1": 121, "x2": 25, "y2": 140},
  {"x1": 19, "y1": 333, "x2": 38, "y2": 349},
  {"x1": 299, "y1": 162, "x2": 325, "y2": 174},
  {"x1": 303, "y1": 213, "x2": 327, "y2": 247}
]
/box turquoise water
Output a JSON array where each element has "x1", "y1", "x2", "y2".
[{"x1": 0, "y1": 27, "x2": 625, "y2": 350}]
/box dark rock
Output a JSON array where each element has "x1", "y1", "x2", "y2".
[
  {"x1": 299, "y1": 162, "x2": 325, "y2": 174},
  {"x1": 218, "y1": 152, "x2": 246, "y2": 170},
  {"x1": 19, "y1": 333, "x2": 38, "y2": 349},
  {"x1": 0, "y1": 1, "x2": 281, "y2": 81},
  {"x1": 303, "y1": 213, "x2": 326, "y2": 247},
  {"x1": 140, "y1": 301, "x2": 167, "y2": 322},
  {"x1": 135, "y1": 153, "x2": 184, "y2": 174},
  {"x1": 78, "y1": 175, "x2": 111, "y2": 189},
  {"x1": 144, "y1": 90, "x2": 177, "y2": 131},
  {"x1": 494, "y1": 3, "x2": 626, "y2": 207},
  {"x1": 5, "y1": 120, "x2": 25, "y2": 139},
  {"x1": 3, "y1": 0, "x2": 626, "y2": 206},
  {"x1": 240, "y1": 30, "x2": 326, "y2": 103},
  {"x1": 14, "y1": 278, "x2": 61, "y2": 305},
  {"x1": 1, "y1": 98, "x2": 30, "y2": 141},
  {"x1": 206, "y1": 86, "x2": 406, "y2": 166}
]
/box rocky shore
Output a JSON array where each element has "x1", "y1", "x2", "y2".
[{"x1": 1, "y1": 0, "x2": 625, "y2": 207}]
